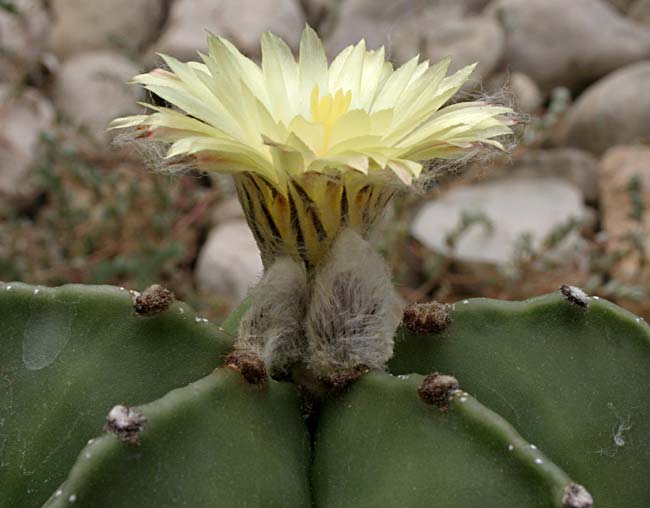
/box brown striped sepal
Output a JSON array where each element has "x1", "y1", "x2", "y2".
[{"x1": 234, "y1": 172, "x2": 395, "y2": 269}]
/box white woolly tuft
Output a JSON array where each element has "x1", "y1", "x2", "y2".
[
  {"x1": 413, "y1": 86, "x2": 524, "y2": 194},
  {"x1": 112, "y1": 129, "x2": 197, "y2": 175},
  {"x1": 305, "y1": 228, "x2": 403, "y2": 377},
  {"x1": 236, "y1": 257, "x2": 308, "y2": 377}
]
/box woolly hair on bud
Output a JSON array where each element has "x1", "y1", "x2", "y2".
[
  {"x1": 235, "y1": 257, "x2": 308, "y2": 377},
  {"x1": 305, "y1": 228, "x2": 403, "y2": 377}
]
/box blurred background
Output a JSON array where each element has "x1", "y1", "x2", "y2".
[{"x1": 1, "y1": 0, "x2": 649, "y2": 322}]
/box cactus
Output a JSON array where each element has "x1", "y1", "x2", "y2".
[
  {"x1": 2, "y1": 281, "x2": 649, "y2": 507},
  {"x1": 391, "y1": 292, "x2": 650, "y2": 507},
  {"x1": 3, "y1": 25, "x2": 649, "y2": 508},
  {"x1": 0, "y1": 283, "x2": 232, "y2": 507}
]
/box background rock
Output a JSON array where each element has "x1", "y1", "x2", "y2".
[
  {"x1": 195, "y1": 220, "x2": 263, "y2": 303},
  {"x1": 49, "y1": 0, "x2": 167, "y2": 58},
  {"x1": 629, "y1": 0, "x2": 650, "y2": 24},
  {"x1": 411, "y1": 177, "x2": 588, "y2": 265},
  {"x1": 326, "y1": 0, "x2": 503, "y2": 84},
  {"x1": 489, "y1": 0, "x2": 650, "y2": 93},
  {"x1": 0, "y1": 0, "x2": 49, "y2": 83},
  {"x1": 210, "y1": 196, "x2": 245, "y2": 225},
  {"x1": 562, "y1": 61, "x2": 650, "y2": 155},
  {"x1": 53, "y1": 51, "x2": 141, "y2": 143},
  {"x1": 412, "y1": 15, "x2": 503, "y2": 86},
  {"x1": 478, "y1": 148, "x2": 599, "y2": 203},
  {"x1": 154, "y1": 0, "x2": 305, "y2": 61},
  {"x1": 599, "y1": 146, "x2": 650, "y2": 296},
  {"x1": 0, "y1": 86, "x2": 54, "y2": 209},
  {"x1": 487, "y1": 72, "x2": 542, "y2": 114},
  {"x1": 605, "y1": 0, "x2": 637, "y2": 10}
]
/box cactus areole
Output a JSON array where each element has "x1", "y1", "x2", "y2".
[{"x1": 1, "y1": 27, "x2": 649, "y2": 508}]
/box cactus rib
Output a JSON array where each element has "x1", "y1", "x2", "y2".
[
  {"x1": 43, "y1": 368, "x2": 311, "y2": 508},
  {"x1": 390, "y1": 292, "x2": 650, "y2": 507},
  {"x1": 0, "y1": 283, "x2": 233, "y2": 508},
  {"x1": 312, "y1": 371, "x2": 587, "y2": 508}
]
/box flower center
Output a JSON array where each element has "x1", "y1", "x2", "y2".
[{"x1": 310, "y1": 85, "x2": 352, "y2": 156}]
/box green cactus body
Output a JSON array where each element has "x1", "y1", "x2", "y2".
[
  {"x1": 391, "y1": 294, "x2": 650, "y2": 507},
  {"x1": 312, "y1": 372, "x2": 577, "y2": 508},
  {"x1": 0, "y1": 283, "x2": 232, "y2": 508},
  {"x1": 1, "y1": 282, "x2": 649, "y2": 507},
  {"x1": 42, "y1": 368, "x2": 311, "y2": 508}
]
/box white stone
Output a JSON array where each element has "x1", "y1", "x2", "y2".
[
  {"x1": 53, "y1": 51, "x2": 141, "y2": 143},
  {"x1": 411, "y1": 178, "x2": 588, "y2": 265},
  {"x1": 0, "y1": 0, "x2": 49, "y2": 82},
  {"x1": 154, "y1": 0, "x2": 305, "y2": 62},
  {"x1": 327, "y1": 0, "x2": 503, "y2": 83},
  {"x1": 49, "y1": 0, "x2": 167, "y2": 57},
  {"x1": 489, "y1": 0, "x2": 650, "y2": 93},
  {"x1": 412, "y1": 15, "x2": 504, "y2": 86},
  {"x1": 484, "y1": 148, "x2": 600, "y2": 203},
  {"x1": 195, "y1": 221, "x2": 263, "y2": 303},
  {"x1": 211, "y1": 196, "x2": 245, "y2": 225},
  {"x1": 0, "y1": 86, "x2": 54, "y2": 207},
  {"x1": 562, "y1": 62, "x2": 650, "y2": 155}
]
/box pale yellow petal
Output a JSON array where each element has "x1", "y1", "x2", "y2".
[
  {"x1": 370, "y1": 55, "x2": 419, "y2": 113},
  {"x1": 298, "y1": 25, "x2": 329, "y2": 116},
  {"x1": 261, "y1": 31, "x2": 299, "y2": 123},
  {"x1": 108, "y1": 115, "x2": 148, "y2": 130}
]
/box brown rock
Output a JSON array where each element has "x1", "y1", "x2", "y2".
[
  {"x1": 599, "y1": 146, "x2": 650, "y2": 291},
  {"x1": 630, "y1": 0, "x2": 650, "y2": 24}
]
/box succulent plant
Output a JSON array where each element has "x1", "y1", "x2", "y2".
[
  {"x1": 3, "y1": 26, "x2": 648, "y2": 508},
  {"x1": 2, "y1": 282, "x2": 649, "y2": 507}
]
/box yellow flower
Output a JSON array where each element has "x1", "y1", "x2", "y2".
[{"x1": 111, "y1": 26, "x2": 514, "y2": 268}]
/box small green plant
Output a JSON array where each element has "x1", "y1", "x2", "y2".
[{"x1": 2, "y1": 27, "x2": 648, "y2": 508}]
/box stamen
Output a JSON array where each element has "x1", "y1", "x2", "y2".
[{"x1": 310, "y1": 85, "x2": 352, "y2": 155}]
